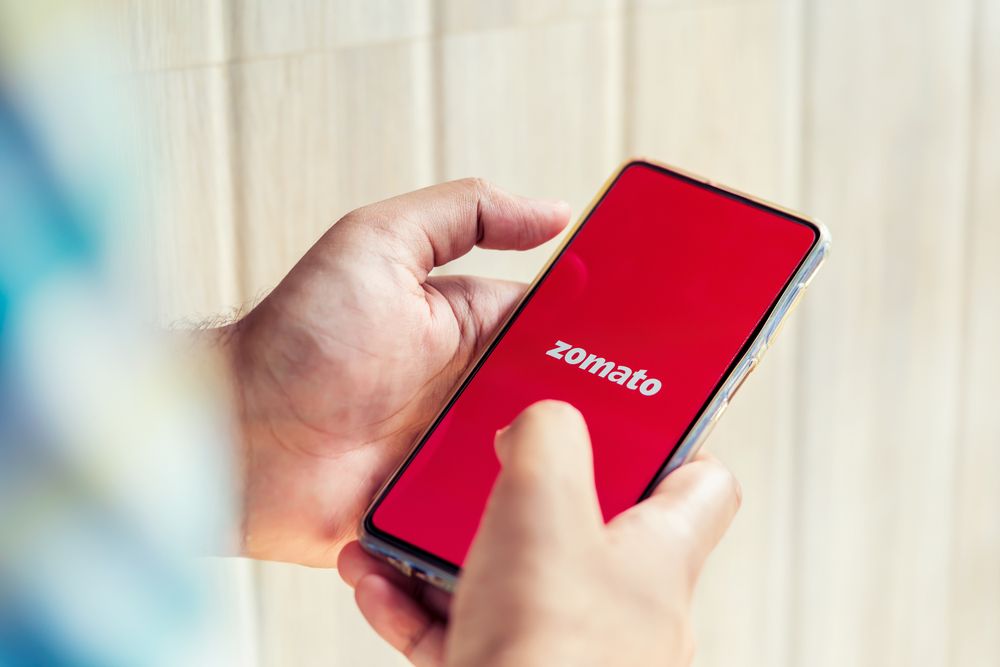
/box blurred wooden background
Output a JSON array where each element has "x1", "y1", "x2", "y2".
[{"x1": 114, "y1": 0, "x2": 999, "y2": 665}]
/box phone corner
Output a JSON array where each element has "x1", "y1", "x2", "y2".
[
  {"x1": 615, "y1": 156, "x2": 661, "y2": 178},
  {"x1": 815, "y1": 219, "x2": 833, "y2": 254}
]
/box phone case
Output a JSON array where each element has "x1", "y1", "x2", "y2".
[{"x1": 359, "y1": 158, "x2": 831, "y2": 592}]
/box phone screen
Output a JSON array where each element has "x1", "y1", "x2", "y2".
[{"x1": 367, "y1": 162, "x2": 819, "y2": 569}]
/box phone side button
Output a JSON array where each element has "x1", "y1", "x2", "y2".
[
  {"x1": 754, "y1": 339, "x2": 769, "y2": 364},
  {"x1": 727, "y1": 357, "x2": 758, "y2": 400},
  {"x1": 767, "y1": 282, "x2": 808, "y2": 347},
  {"x1": 413, "y1": 567, "x2": 449, "y2": 589},
  {"x1": 386, "y1": 556, "x2": 413, "y2": 577},
  {"x1": 710, "y1": 399, "x2": 729, "y2": 423}
]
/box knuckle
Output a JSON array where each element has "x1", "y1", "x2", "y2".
[
  {"x1": 339, "y1": 207, "x2": 361, "y2": 224},
  {"x1": 339, "y1": 205, "x2": 370, "y2": 227},
  {"x1": 459, "y1": 175, "x2": 493, "y2": 195},
  {"x1": 446, "y1": 177, "x2": 495, "y2": 225},
  {"x1": 336, "y1": 207, "x2": 382, "y2": 239},
  {"x1": 462, "y1": 177, "x2": 500, "y2": 216},
  {"x1": 450, "y1": 176, "x2": 495, "y2": 208}
]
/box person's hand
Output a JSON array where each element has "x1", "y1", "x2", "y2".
[
  {"x1": 337, "y1": 400, "x2": 742, "y2": 667},
  {"x1": 216, "y1": 179, "x2": 570, "y2": 566}
]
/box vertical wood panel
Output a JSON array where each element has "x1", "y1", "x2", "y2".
[
  {"x1": 628, "y1": 3, "x2": 800, "y2": 666},
  {"x1": 231, "y1": 41, "x2": 435, "y2": 295},
  {"x1": 796, "y1": 1, "x2": 973, "y2": 665},
  {"x1": 197, "y1": 558, "x2": 260, "y2": 666},
  {"x1": 132, "y1": 66, "x2": 240, "y2": 321},
  {"x1": 253, "y1": 562, "x2": 407, "y2": 667},
  {"x1": 120, "y1": 0, "x2": 230, "y2": 70},
  {"x1": 951, "y1": 0, "x2": 1000, "y2": 663},
  {"x1": 436, "y1": 0, "x2": 624, "y2": 282},
  {"x1": 630, "y1": 2, "x2": 791, "y2": 198},
  {"x1": 230, "y1": 0, "x2": 431, "y2": 55},
  {"x1": 441, "y1": 0, "x2": 617, "y2": 33}
]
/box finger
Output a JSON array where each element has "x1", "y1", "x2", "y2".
[
  {"x1": 608, "y1": 451, "x2": 741, "y2": 579},
  {"x1": 457, "y1": 402, "x2": 601, "y2": 607},
  {"x1": 338, "y1": 540, "x2": 403, "y2": 588},
  {"x1": 341, "y1": 178, "x2": 570, "y2": 275},
  {"x1": 355, "y1": 574, "x2": 446, "y2": 667},
  {"x1": 339, "y1": 541, "x2": 452, "y2": 618},
  {"x1": 487, "y1": 401, "x2": 603, "y2": 542},
  {"x1": 425, "y1": 275, "x2": 526, "y2": 355}
]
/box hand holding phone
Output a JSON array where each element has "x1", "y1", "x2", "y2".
[
  {"x1": 222, "y1": 178, "x2": 571, "y2": 567},
  {"x1": 339, "y1": 400, "x2": 741, "y2": 667}
]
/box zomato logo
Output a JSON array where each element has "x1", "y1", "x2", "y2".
[{"x1": 545, "y1": 340, "x2": 663, "y2": 397}]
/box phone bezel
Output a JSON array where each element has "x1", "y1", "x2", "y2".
[{"x1": 359, "y1": 158, "x2": 830, "y2": 590}]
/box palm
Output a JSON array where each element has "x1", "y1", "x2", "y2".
[{"x1": 233, "y1": 179, "x2": 569, "y2": 566}]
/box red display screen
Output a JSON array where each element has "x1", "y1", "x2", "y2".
[{"x1": 368, "y1": 162, "x2": 818, "y2": 568}]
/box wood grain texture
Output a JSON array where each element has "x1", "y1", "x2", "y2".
[
  {"x1": 629, "y1": 2, "x2": 791, "y2": 199},
  {"x1": 795, "y1": 1, "x2": 973, "y2": 666},
  {"x1": 951, "y1": 0, "x2": 1000, "y2": 663},
  {"x1": 130, "y1": 66, "x2": 241, "y2": 322},
  {"x1": 628, "y1": 3, "x2": 802, "y2": 666},
  {"x1": 230, "y1": 40, "x2": 435, "y2": 298},
  {"x1": 119, "y1": 0, "x2": 230, "y2": 70},
  {"x1": 254, "y1": 562, "x2": 408, "y2": 667},
  {"x1": 199, "y1": 558, "x2": 260, "y2": 666},
  {"x1": 435, "y1": 8, "x2": 625, "y2": 282},
  {"x1": 440, "y1": 0, "x2": 619, "y2": 33},
  {"x1": 230, "y1": 0, "x2": 432, "y2": 57}
]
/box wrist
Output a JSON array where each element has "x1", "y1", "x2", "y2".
[{"x1": 203, "y1": 312, "x2": 315, "y2": 562}]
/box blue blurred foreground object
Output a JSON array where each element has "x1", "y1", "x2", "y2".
[{"x1": 0, "y1": 4, "x2": 235, "y2": 665}]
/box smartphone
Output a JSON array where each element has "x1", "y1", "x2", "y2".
[{"x1": 360, "y1": 159, "x2": 829, "y2": 590}]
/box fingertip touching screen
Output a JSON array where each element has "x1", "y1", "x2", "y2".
[{"x1": 368, "y1": 162, "x2": 818, "y2": 569}]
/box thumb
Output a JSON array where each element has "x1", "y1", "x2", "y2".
[
  {"x1": 471, "y1": 401, "x2": 603, "y2": 560},
  {"x1": 334, "y1": 178, "x2": 570, "y2": 278}
]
